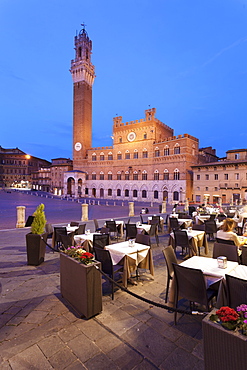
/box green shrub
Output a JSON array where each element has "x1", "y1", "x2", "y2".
[{"x1": 31, "y1": 203, "x2": 47, "y2": 234}]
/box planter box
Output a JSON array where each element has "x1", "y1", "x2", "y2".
[
  {"x1": 203, "y1": 310, "x2": 247, "y2": 370},
  {"x1": 60, "y1": 253, "x2": 102, "y2": 319},
  {"x1": 26, "y1": 233, "x2": 48, "y2": 266}
]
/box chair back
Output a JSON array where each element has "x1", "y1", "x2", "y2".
[
  {"x1": 105, "y1": 220, "x2": 117, "y2": 232},
  {"x1": 100, "y1": 227, "x2": 110, "y2": 234},
  {"x1": 173, "y1": 263, "x2": 210, "y2": 309},
  {"x1": 217, "y1": 214, "x2": 227, "y2": 221},
  {"x1": 192, "y1": 224, "x2": 205, "y2": 231},
  {"x1": 94, "y1": 247, "x2": 113, "y2": 275},
  {"x1": 162, "y1": 246, "x2": 177, "y2": 279},
  {"x1": 60, "y1": 233, "x2": 74, "y2": 250},
  {"x1": 94, "y1": 219, "x2": 100, "y2": 232},
  {"x1": 204, "y1": 220, "x2": 217, "y2": 234},
  {"x1": 169, "y1": 217, "x2": 179, "y2": 230},
  {"x1": 215, "y1": 238, "x2": 235, "y2": 245},
  {"x1": 209, "y1": 214, "x2": 216, "y2": 221},
  {"x1": 174, "y1": 230, "x2": 189, "y2": 248},
  {"x1": 188, "y1": 206, "x2": 196, "y2": 217},
  {"x1": 54, "y1": 227, "x2": 67, "y2": 242},
  {"x1": 125, "y1": 224, "x2": 137, "y2": 240},
  {"x1": 45, "y1": 223, "x2": 53, "y2": 238},
  {"x1": 241, "y1": 246, "x2": 247, "y2": 266},
  {"x1": 213, "y1": 242, "x2": 239, "y2": 262},
  {"x1": 93, "y1": 234, "x2": 110, "y2": 249},
  {"x1": 149, "y1": 223, "x2": 158, "y2": 237},
  {"x1": 135, "y1": 233, "x2": 151, "y2": 246},
  {"x1": 226, "y1": 274, "x2": 247, "y2": 309},
  {"x1": 75, "y1": 224, "x2": 86, "y2": 235},
  {"x1": 152, "y1": 215, "x2": 160, "y2": 223},
  {"x1": 178, "y1": 213, "x2": 190, "y2": 219},
  {"x1": 70, "y1": 221, "x2": 79, "y2": 227}
]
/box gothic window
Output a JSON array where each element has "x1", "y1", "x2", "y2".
[
  {"x1": 142, "y1": 190, "x2": 147, "y2": 198},
  {"x1": 173, "y1": 191, "x2": 179, "y2": 201},
  {"x1": 100, "y1": 172, "x2": 104, "y2": 180},
  {"x1": 92, "y1": 153, "x2": 96, "y2": 161},
  {"x1": 117, "y1": 172, "x2": 121, "y2": 180},
  {"x1": 125, "y1": 189, "x2": 129, "y2": 197},
  {"x1": 174, "y1": 169, "x2": 180, "y2": 180},
  {"x1": 154, "y1": 170, "x2": 159, "y2": 180},
  {"x1": 133, "y1": 189, "x2": 138, "y2": 197},
  {"x1": 133, "y1": 150, "x2": 138, "y2": 159},
  {"x1": 164, "y1": 146, "x2": 169, "y2": 156},
  {"x1": 154, "y1": 190, "x2": 159, "y2": 199},
  {"x1": 143, "y1": 133, "x2": 147, "y2": 139},
  {"x1": 125, "y1": 172, "x2": 130, "y2": 180},
  {"x1": 108, "y1": 189, "x2": 112, "y2": 196},
  {"x1": 174, "y1": 144, "x2": 180, "y2": 154},
  {"x1": 133, "y1": 171, "x2": 138, "y2": 180},
  {"x1": 119, "y1": 137, "x2": 122, "y2": 143},
  {"x1": 143, "y1": 149, "x2": 148, "y2": 158},
  {"x1": 142, "y1": 171, "x2": 147, "y2": 180},
  {"x1": 100, "y1": 152, "x2": 104, "y2": 161},
  {"x1": 117, "y1": 152, "x2": 122, "y2": 160},
  {"x1": 92, "y1": 172, "x2": 96, "y2": 180},
  {"x1": 85, "y1": 172, "x2": 89, "y2": 180},
  {"x1": 108, "y1": 172, "x2": 112, "y2": 180},
  {"x1": 163, "y1": 170, "x2": 169, "y2": 180},
  {"x1": 154, "y1": 147, "x2": 160, "y2": 157},
  {"x1": 108, "y1": 152, "x2": 113, "y2": 160},
  {"x1": 117, "y1": 189, "x2": 121, "y2": 196},
  {"x1": 125, "y1": 150, "x2": 130, "y2": 159}
]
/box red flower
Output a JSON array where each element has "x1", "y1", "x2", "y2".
[{"x1": 216, "y1": 306, "x2": 239, "y2": 322}]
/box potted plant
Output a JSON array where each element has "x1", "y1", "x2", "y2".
[
  {"x1": 203, "y1": 305, "x2": 247, "y2": 370},
  {"x1": 60, "y1": 246, "x2": 102, "y2": 319},
  {"x1": 26, "y1": 203, "x2": 48, "y2": 266}
]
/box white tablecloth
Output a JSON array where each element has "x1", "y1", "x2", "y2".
[
  {"x1": 106, "y1": 241, "x2": 154, "y2": 287},
  {"x1": 170, "y1": 229, "x2": 208, "y2": 255},
  {"x1": 66, "y1": 226, "x2": 79, "y2": 233},
  {"x1": 136, "y1": 223, "x2": 151, "y2": 234}
]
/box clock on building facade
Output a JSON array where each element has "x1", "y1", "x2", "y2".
[{"x1": 127, "y1": 132, "x2": 136, "y2": 142}]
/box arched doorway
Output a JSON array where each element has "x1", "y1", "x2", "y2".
[
  {"x1": 92, "y1": 188, "x2": 96, "y2": 197},
  {"x1": 67, "y1": 177, "x2": 75, "y2": 196},
  {"x1": 78, "y1": 178, "x2": 82, "y2": 197},
  {"x1": 100, "y1": 188, "x2": 104, "y2": 198},
  {"x1": 163, "y1": 190, "x2": 168, "y2": 201}
]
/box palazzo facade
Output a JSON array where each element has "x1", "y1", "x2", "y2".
[{"x1": 64, "y1": 26, "x2": 211, "y2": 203}]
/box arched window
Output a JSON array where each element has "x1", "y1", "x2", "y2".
[
  {"x1": 133, "y1": 189, "x2": 138, "y2": 197},
  {"x1": 125, "y1": 189, "x2": 129, "y2": 197},
  {"x1": 133, "y1": 171, "x2": 138, "y2": 180},
  {"x1": 142, "y1": 190, "x2": 147, "y2": 198},
  {"x1": 92, "y1": 172, "x2": 96, "y2": 180},
  {"x1": 142, "y1": 170, "x2": 147, "y2": 180},
  {"x1": 174, "y1": 169, "x2": 180, "y2": 180},
  {"x1": 92, "y1": 153, "x2": 96, "y2": 161},
  {"x1": 117, "y1": 171, "x2": 121, "y2": 180},
  {"x1": 173, "y1": 191, "x2": 179, "y2": 201},
  {"x1": 154, "y1": 170, "x2": 159, "y2": 181},
  {"x1": 154, "y1": 147, "x2": 160, "y2": 157},
  {"x1": 143, "y1": 133, "x2": 147, "y2": 139},
  {"x1": 117, "y1": 189, "x2": 121, "y2": 196},
  {"x1": 108, "y1": 189, "x2": 112, "y2": 196},
  {"x1": 143, "y1": 148, "x2": 148, "y2": 158},
  {"x1": 154, "y1": 190, "x2": 158, "y2": 199},
  {"x1": 100, "y1": 152, "x2": 104, "y2": 161},
  {"x1": 85, "y1": 172, "x2": 89, "y2": 180},
  {"x1": 125, "y1": 150, "x2": 130, "y2": 159},
  {"x1": 100, "y1": 171, "x2": 104, "y2": 180},
  {"x1": 108, "y1": 152, "x2": 113, "y2": 160},
  {"x1": 164, "y1": 146, "x2": 169, "y2": 156},
  {"x1": 117, "y1": 151, "x2": 122, "y2": 160},
  {"x1": 133, "y1": 149, "x2": 138, "y2": 159},
  {"x1": 125, "y1": 171, "x2": 130, "y2": 180},
  {"x1": 174, "y1": 144, "x2": 180, "y2": 155},
  {"x1": 108, "y1": 171, "x2": 112, "y2": 180},
  {"x1": 119, "y1": 137, "x2": 122, "y2": 143},
  {"x1": 163, "y1": 170, "x2": 169, "y2": 180}
]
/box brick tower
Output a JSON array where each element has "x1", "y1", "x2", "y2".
[{"x1": 70, "y1": 25, "x2": 95, "y2": 166}]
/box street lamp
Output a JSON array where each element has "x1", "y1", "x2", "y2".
[{"x1": 25, "y1": 154, "x2": 31, "y2": 189}]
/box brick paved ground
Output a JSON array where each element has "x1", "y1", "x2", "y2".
[{"x1": 0, "y1": 190, "x2": 212, "y2": 369}]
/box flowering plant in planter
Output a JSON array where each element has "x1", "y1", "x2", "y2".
[
  {"x1": 63, "y1": 247, "x2": 94, "y2": 265},
  {"x1": 210, "y1": 305, "x2": 247, "y2": 334}
]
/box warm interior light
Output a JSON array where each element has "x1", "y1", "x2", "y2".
[{"x1": 25, "y1": 154, "x2": 31, "y2": 159}]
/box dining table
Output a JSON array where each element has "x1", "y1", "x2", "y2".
[
  {"x1": 105, "y1": 241, "x2": 154, "y2": 287},
  {"x1": 168, "y1": 256, "x2": 239, "y2": 308},
  {"x1": 169, "y1": 229, "x2": 209, "y2": 256},
  {"x1": 136, "y1": 223, "x2": 151, "y2": 234},
  {"x1": 168, "y1": 218, "x2": 193, "y2": 233},
  {"x1": 74, "y1": 232, "x2": 101, "y2": 252}
]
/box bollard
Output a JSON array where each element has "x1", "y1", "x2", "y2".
[
  {"x1": 16, "y1": 206, "x2": 26, "y2": 228},
  {"x1": 150, "y1": 202, "x2": 153, "y2": 207},
  {"x1": 129, "y1": 201, "x2": 135, "y2": 217},
  {"x1": 122, "y1": 202, "x2": 124, "y2": 206},
  {"x1": 106, "y1": 201, "x2": 108, "y2": 206},
  {"x1": 161, "y1": 201, "x2": 166, "y2": 214},
  {"x1": 114, "y1": 201, "x2": 116, "y2": 206},
  {"x1": 81, "y1": 203, "x2": 88, "y2": 221}
]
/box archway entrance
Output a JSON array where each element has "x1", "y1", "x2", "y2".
[{"x1": 67, "y1": 177, "x2": 75, "y2": 196}]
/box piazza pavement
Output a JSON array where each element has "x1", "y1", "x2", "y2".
[{"x1": 0, "y1": 189, "x2": 212, "y2": 369}]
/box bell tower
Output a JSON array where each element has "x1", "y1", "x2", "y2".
[{"x1": 70, "y1": 24, "x2": 95, "y2": 165}]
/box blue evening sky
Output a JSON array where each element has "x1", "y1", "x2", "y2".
[{"x1": 0, "y1": 0, "x2": 246, "y2": 161}]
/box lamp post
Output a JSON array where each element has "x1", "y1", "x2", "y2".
[{"x1": 25, "y1": 154, "x2": 31, "y2": 189}]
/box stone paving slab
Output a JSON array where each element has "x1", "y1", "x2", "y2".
[{"x1": 0, "y1": 211, "x2": 213, "y2": 369}]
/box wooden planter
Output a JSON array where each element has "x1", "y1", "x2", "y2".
[
  {"x1": 26, "y1": 233, "x2": 48, "y2": 266},
  {"x1": 60, "y1": 253, "x2": 102, "y2": 319},
  {"x1": 203, "y1": 310, "x2": 247, "y2": 370}
]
